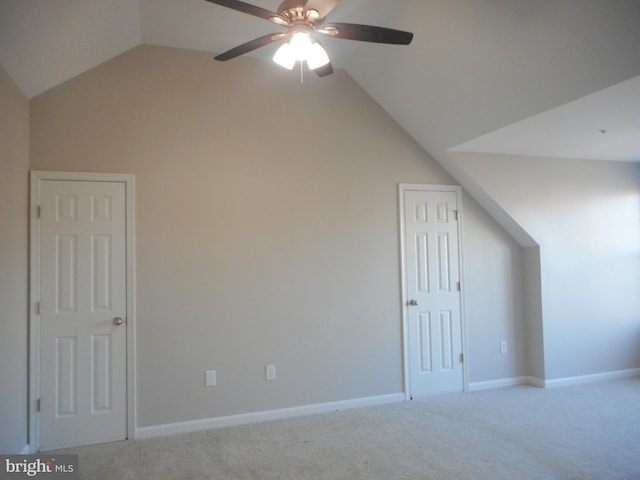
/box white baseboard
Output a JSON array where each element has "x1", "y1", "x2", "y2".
[
  {"x1": 526, "y1": 376, "x2": 545, "y2": 388},
  {"x1": 468, "y1": 376, "x2": 530, "y2": 392},
  {"x1": 543, "y1": 367, "x2": 640, "y2": 389},
  {"x1": 468, "y1": 368, "x2": 640, "y2": 391},
  {"x1": 18, "y1": 444, "x2": 30, "y2": 454},
  {"x1": 134, "y1": 368, "x2": 640, "y2": 439},
  {"x1": 135, "y1": 392, "x2": 405, "y2": 440}
]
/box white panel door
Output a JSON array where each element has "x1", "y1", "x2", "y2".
[
  {"x1": 404, "y1": 189, "x2": 464, "y2": 396},
  {"x1": 39, "y1": 180, "x2": 127, "y2": 450}
]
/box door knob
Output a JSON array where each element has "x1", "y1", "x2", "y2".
[
  {"x1": 113, "y1": 317, "x2": 124, "y2": 326},
  {"x1": 409, "y1": 299, "x2": 419, "y2": 306}
]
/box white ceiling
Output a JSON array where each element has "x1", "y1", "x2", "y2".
[
  {"x1": 0, "y1": 0, "x2": 141, "y2": 98},
  {"x1": 0, "y1": 0, "x2": 406, "y2": 98},
  {"x1": 452, "y1": 75, "x2": 640, "y2": 162},
  {"x1": 1, "y1": 0, "x2": 639, "y2": 164}
]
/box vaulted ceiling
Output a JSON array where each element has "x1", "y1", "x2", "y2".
[{"x1": 2, "y1": 0, "x2": 639, "y2": 167}]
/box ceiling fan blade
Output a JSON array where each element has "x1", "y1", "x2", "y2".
[
  {"x1": 204, "y1": 0, "x2": 289, "y2": 26},
  {"x1": 304, "y1": 0, "x2": 340, "y2": 21},
  {"x1": 312, "y1": 62, "x2": 334, "y2": 77},
  {"x1": 214, "y1": 33, "x2": 286, "y2": 61},
  {"x1": 319, "y1": 23, "x2": 413, "y2": 45}
]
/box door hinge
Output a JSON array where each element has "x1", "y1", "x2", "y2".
[
  {"x1": 459, "y1": 353, "x2": 464, "y2": 363},
  {"x1": 36, "y1": 205, "x2": 41, "y2": 219},
  {"x1": 456, "y1": 282, "x2": 461, "y2": 291},
  {"x1": 35, "y1": 301, "x2": 41, "y2": 315},
  {"x1": 452, "y1": 210, "x2": 459, "y2": 221},
  {"x1": 36, "y1": 398, "x2": 41, "y2": 412}
]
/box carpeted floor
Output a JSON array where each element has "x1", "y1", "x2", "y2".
[{"x1": 52, "y1": 377, "x2": 640, "y2": 479}]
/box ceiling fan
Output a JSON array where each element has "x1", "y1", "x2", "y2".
[{"x1": 204, "y1": 0, "x2": 413, "y2": 78}]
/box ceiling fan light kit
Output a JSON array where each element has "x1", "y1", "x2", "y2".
[
  {"x1": 272, "y1": 42, "x2": 296, "y2": 70},
  {"x1": 306, "y1": 42, "x2": 331, "y2": 70},
  {"x1": 273, "y1": 32, "x2": 330, "y2": 70},
  {"x1": 204, "y1": 0, "x2": 413, "y2": 78}
]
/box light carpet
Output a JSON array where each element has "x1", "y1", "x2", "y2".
[{"x1": 52, "y1": 377, "x2": 640, "y2": 479}]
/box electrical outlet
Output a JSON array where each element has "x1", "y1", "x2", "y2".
[
  {"x1": 266, "y1": 364, "x2": 276, "y2": 381},
  {"x1": 500, "y1": 341, "x2": 508, "y2": 354},
  {"x1": 205, "y1": 370, "x2": 217, "y2": 386}
]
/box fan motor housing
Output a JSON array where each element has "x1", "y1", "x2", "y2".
[{"x1": 277, "y1": 0, "x2": 306, "y2": 14}]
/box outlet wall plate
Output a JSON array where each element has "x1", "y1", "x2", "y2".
[
  {"x1": 205, "y1": 370, "x2": 217, "y2": 386},
  {"x1": 266, "y1": 364, "x2": 276, "y2": 381}
]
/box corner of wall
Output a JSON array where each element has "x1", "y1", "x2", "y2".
[
  {"x1": 447, "y1": 151, "x2": 545, "y2": 383},
  {"x1": 0, "y1": 62, "x2": 30, "y2": 454},
  {"x1": 522, "y1": 245, "x2": 545, "y2": 380}
]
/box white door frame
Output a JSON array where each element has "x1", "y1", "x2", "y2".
[
  {"x1": 398, "y1": 184, "x2": 469, "y2": 399},
  {"x1": 29, "y1": 171, "x2": 136, "y2": 452}
]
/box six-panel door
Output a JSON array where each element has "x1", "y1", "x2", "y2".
[
  {"x1": 404, "y1": 189, "x2": 463, "y2": 396},
  {"x1": 39, "y1": 180, "x2": 127, "y2": 450}
]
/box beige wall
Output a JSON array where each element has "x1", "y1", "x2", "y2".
[
  {"x1": 29, "y1": 45, "x2": 526, "y2": 428},
  {"x1": 462, "y1": 194, "x2": 527, "y2": 382},
  {"x1": 0, "y1": 63, "x2": 29, "y2": 452},
  {"x1": 454, "y1": 152, "x2": 640, "y2": 381}
]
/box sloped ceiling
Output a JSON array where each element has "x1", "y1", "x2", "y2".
[
  {"x1": 0, "y1": 0, "x2": 141, "y2": 98},
  {"x1": 1, "y1": 0, "x2": 639, "y2": 166},
  {"x1": 452, "y1": 75, "x2": 640, "y2": 163},
  {"x1": 346, "y1": 0, "x2": 640, "y2": 162}
]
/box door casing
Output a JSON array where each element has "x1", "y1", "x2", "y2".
[
  {"x1": 398, "y1": 184, "x2": 469, "y2": 398},
  {"x1": 29, "y1": 171, "x2": 136, "y2": 452}
]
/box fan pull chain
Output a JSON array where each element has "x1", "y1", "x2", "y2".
[{"x1": 300, "y1": 61, "x2": 304, "y2": 84}]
